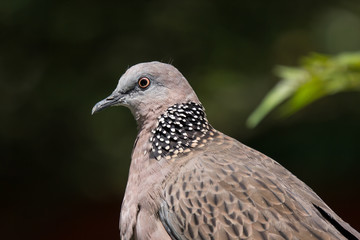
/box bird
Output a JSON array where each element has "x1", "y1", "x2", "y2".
[{"x1": 92, "y1": 61, "x2": 360, "y2": 240}]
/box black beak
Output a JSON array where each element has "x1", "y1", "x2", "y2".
[{"x1": 91, "y1": 92, "x2": 122, "y2": 115}]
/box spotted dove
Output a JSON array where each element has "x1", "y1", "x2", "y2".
[{"x1": 92, "y1": 62, "x2": 360, "y2": 240}]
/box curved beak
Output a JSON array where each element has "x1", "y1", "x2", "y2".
[{"x1": 91, "y1": 92, "x2": 123, "y2": 115}]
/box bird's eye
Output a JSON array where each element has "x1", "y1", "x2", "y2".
[{"x1": 138, "y1": 77, "x2": 150, "y2": 89}]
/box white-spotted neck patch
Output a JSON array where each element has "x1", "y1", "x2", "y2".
[{"x1": 149, "y1": 102, "x2": 217, "y2": 160}]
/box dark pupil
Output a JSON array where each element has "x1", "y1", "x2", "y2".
[{"x1": 140, "y1": 79, "x2": 148, "y2": 87}]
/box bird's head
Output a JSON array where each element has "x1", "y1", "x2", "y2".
[{"x1": 92, "y1": 61, "x2": 200, "y2": 125}]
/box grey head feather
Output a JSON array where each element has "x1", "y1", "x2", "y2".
[{"x1": 92, "y1": 61, "x2": 200, "y2": 126}]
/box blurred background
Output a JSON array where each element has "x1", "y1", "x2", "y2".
[{"x1": 1, "y1": 0, "x2": 360, "y2": 239}]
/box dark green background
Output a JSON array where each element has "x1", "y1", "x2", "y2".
[{"x1": 2, "y1": 0, "x2": 360, "y2": 239}]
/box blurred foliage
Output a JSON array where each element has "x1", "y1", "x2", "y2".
[{"x1": 247, "y1": 52, "x2": 360, "y2": 127}]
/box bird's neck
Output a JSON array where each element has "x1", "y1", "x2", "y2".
[{"x1": 147, "y1": 102, "x2": 217, "y2": 161}]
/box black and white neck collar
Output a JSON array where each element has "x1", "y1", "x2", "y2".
[{"x1": 149, "y1": 102, "x2": 217, "y2": 160}]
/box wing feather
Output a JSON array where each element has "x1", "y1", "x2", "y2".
[{"x1": 159, "y1": 133, "x2": 360, "y2": 240}]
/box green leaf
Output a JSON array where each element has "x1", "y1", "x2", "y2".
[{"x1": 247, "y1": 52, "x2": 360, "y2": 128}]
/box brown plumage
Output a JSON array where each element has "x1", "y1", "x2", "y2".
[{"x1": 92, "y1": 61, "x2": 360, "y2": 240}]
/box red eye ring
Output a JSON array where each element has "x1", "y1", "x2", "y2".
[{"x1": 138, "y1": 77, "x2": 150, "y2": 89}]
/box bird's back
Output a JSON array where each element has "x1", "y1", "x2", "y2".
[{"x1": 160, "y1": 130, "x2": 359, "y2": 240}]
